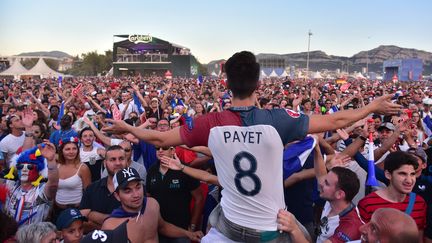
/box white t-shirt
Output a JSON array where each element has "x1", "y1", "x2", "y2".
[
  {"x1": 119, "y1": 101, "x2": 138, "y2": 120},
  {"x1": 208, "y1": 125, "x2": 285, "y2": 231},
  {"x1": 0, "y1": 133, "x2": 25, "y2": 166},
  {"x1": 317, "y1": 202, "x2": 341, "y2": 243}
]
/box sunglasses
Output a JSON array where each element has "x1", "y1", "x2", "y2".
[
  {"x1": 155, "y1": 146, "x2": 173, "y2": 151},
  {"x1": 315, "y1": 216, "x2": 329, "y2": 236},
  {"x1": 17, "y1": 163, "x2": 35, "y2": 170}
]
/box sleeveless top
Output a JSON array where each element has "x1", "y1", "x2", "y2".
[
  {"x1": 80, "y1": 147, "x2": 103, "y2": 165},
  {"x1": 55, "y1": 163, "x2": 84, "y2": 205}
]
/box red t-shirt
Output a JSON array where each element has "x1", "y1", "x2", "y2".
[
  {"x1": 358, "y1": 191, "x2": 427, "y2": 229},
  {"x1": 328, "y1": 208, "x2": 363, "y2": 243}
]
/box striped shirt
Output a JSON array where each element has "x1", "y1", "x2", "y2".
[{"x1": 358, "y1": 191, "x2": 427, "y2": 230}]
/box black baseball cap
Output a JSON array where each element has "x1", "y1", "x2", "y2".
[
  {"x1": 113, "y1": 167, "x2": 143, "y2": 192},
  {"x1": 80, "y1": 221, "x2": 128, "y2": 243},
  {"x1": 56, "y1": 208, "x2": 87, "y2": 230}
]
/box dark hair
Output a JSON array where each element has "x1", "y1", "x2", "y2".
[
  {"x1": 157, "y1": 118, "x2": 169, "y2": 125},
  {"x1": 384, "y1": 151, "x2": 419, "y2": 173},
  {"x1": 105, "y1": 145, "x2": 125, "y2": 159},
  {"x1": 79, "y1": 127, "x2": 94, "y2": 138},
  {"x1": 225, "y1": 51, "x2": 260, "y2": 99},
  {"x1": 6, "y1": 114, "x2": 19, "y2": 131},
  {"x1": 0, "y1": 211, "x2": 18, "y2": 242},
  {"x1": 32, "y1": 121, "x2": 48, "y2": 140},
  {"x1": 34, "y1": 109, "x2": 48, "y2": 125},
  {"x1": 331, "y1": 167, "x2": 360, "y2": 202}
]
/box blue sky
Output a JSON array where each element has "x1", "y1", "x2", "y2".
[{"x1": 1, "y1": 0, "x2": 431, "y2": 63}]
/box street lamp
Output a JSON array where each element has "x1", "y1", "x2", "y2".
[
  {"x1": 306, "y1": 30, "x2": 312, "y2": 79},
  {"x1": 366, "y1": 36, "x2": 371, "y2": 75}
]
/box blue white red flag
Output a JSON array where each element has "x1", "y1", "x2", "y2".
[{"x1": 283, "y1": 136, "x2": 317, "y2": 179}]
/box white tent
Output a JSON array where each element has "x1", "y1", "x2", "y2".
[
  {"x1": 260, "y1": 70, "x2": 268, "y2": 78},
  {"x1": 269, "y1": 69, "x2": 279, "y2": 78},
  {"x1": 0, "y1": 60, "x2": 28, "y2": 79},
  {"x1": 21, "y1": 58, "x2": 64, "y2": 78},
  {"x1": 280, "y1": 70, "x2": 288, "y2": 78},
  {"x1": 297, "y1": 71, "x2": 304, "y2": 78},
  {"x1": 312, "y1": 71, "x2": 323, "y2": 79}
]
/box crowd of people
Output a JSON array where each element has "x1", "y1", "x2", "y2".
[{"x1": 0, "y1": 50, "x2": 431, "y2": 243}]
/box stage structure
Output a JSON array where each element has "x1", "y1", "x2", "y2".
[
  {"x1": 383, "y1": 58, "x2": 423, "y2": 81},
  {"x1": 113, "y1": 35, "x2": 200, "y2": 77}
]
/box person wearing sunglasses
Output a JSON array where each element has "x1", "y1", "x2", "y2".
[
  {"x1": 146, "y1": 146, "x2": 204, "y2": 242},
  {"x1": 1, "y1": 143, "x2": 58, "y2": 225}
]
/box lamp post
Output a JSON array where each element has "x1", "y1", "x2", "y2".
[
  {"x1": 366, "y1": 36, "x2": 371, "y2": 75},
  {"x1": 306, "y1": 30, "x2": 312, "y2": 79}
]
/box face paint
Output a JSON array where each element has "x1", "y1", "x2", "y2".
[{"x1": 17, "y1": 163, "x2": 39, "y2": 183}]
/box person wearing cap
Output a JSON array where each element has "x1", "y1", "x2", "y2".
[
  {"x1": 101, "y1": 167, "x2": 203, "y2": 243},
  {"x1": 80, "y1": 145, "x2": 128, "y2": 233},
  {"x1": 421, "y1": 98, "x2": 432, "y2": 119},
  {"x1": 368, "y1": 121, "x2": 411, "y2": 165},
  {"x1": 81, "y1": 219, "x2": 129, "y2": 243},
  {"x1": 56, "y1": 208, "x2": 87, "y2": 243}
]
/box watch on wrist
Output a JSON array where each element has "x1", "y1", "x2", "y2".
[{"x1": 180, "y1": 164, "x2": 186, "y2": 171}]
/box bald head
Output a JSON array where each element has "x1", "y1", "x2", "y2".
[{"x1": 373, "y1": 208, "x2": 419, "y2": 243}]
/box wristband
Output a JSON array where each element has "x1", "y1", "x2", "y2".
[
  {"x1": 47, "y1": 166, "x2": 57, "y2": 171},
  {"x1": 25, "y1": 132, "x2": 34, "y2": 137},
  {"x1": 180, "y1": 164, "x2": 186, "y2": 171},
  {"x1": 190, "y1": 224, "x2": 196, "y2": 231}
]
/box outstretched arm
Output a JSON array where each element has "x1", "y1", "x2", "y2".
[
  {"x1": 160, "y1": 154, "x2": 219, "y2": 186},
  {"x1": 309, "y1": 95, "x2": 401, "y2": 134},
  {"x1": 103, "y1": 119, "x2": 183, "y2": 147}
]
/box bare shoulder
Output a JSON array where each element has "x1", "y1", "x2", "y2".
[
  {"x1": 145, "y1": 197, "x2": 160, "y2": 211},
  {"x1": 78, "y1": 162, "x2": 91, "y2": 174},
  {"x1": 102, "y1": 217, "x2": 128, "y2": 230}
]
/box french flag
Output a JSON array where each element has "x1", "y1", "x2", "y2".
[
  {"x1": 327, "y1": 105, "x2": 339, "y2": 114},
  {"x1": 423, "y1": 115, "x2": 432, "y2": 132},
  {"x1": 57, "y1": 101, "x2": 65, "y2": 126},
  {"x1": 283, "y1": 136, "x2": 317, "y2": 179},
  {"x1": 366, "y1": 133, "x2": 379, "y2": 186},
  {"x1": 197, "y1": 75, "x2": 203, "y2": 85},
  {"x1": 58, "y1": 76, "x2": 62, "y2": 88}
]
